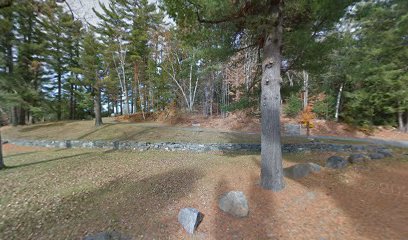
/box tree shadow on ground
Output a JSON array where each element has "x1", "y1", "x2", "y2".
[
  {"x1": 219, "y1": 131, "x2": 261, "y2": 144},
  {"x1": 4, "y1": 151, "x2": 39, "y2": 158},
  {"x1": 18, "y1": 122, "x2": 67, "y2": 132},
  {"x1": 290, "y1": 164, "x2": 408, "y2": 240},
  {"x1": 117, "y1": 127, "x2": 155, "y2": 141},
  {"x1": 213, "y1": 172, "x2": 279, "y2": 240},
  {"x1": 1, "y1": 167, "x2": 204, "y2": 239},
  {"x1": 5, "y1": 152, "x2": 91, "y2": 169},
  {"x1": 77, "y1": 124, "x2": 115, "y2": 140}
]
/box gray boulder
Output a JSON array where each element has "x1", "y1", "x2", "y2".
[
  {"x1": 377, "y1": 148, "x2": 392, "y2": 157},
  {"x1": 369, "y1": 153, "x2": 385, "y2": 160},
  {"x1": 348, "y1": 153, "x2": 369, "y2": 164},
  {"x1": 326, "y1": 156, "x2": 348, "y2": 169},
  {"x1": 218, "y1": 191, "x2": 249, "y2": 217},
  {"x1": 284, "y1": 163, "x2": 321, "y2": 179},
  {"x1": 83, "y1": 231, "x2": 130, "y2": 240},
  {"x1": 351, "y1": 145, "x2": 366, "y2": 152},
  {"x1": 178, "y1": 208, "x2": 204, "y2": 234}
]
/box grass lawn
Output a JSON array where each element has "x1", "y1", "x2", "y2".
[
  {"x1": 1, "y1": 144, "x2": 407, "y2": 239},
  {"x1": 2, "y1": 119, "x2": 371, "y2": 146}
]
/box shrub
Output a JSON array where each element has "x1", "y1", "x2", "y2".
[
  {"x1": 221, "y1": 97, "x2": 257, "y2": 112},
  {"x1": 313, "y1": 95, "x2": 335, "y2": 119},
  {"x1": 284, "y1": 94, "x2": 302, "y2": 117}
]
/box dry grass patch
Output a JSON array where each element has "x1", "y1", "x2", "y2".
[{"x1": 1, "y1": 144, "x2": 407, "y2": 239}]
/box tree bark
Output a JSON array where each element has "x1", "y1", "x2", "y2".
[
  {"x1": 303, "y1": 70, "x2": 309, "y2": 110},
  {"x1": 93, "y1": 87, "x2": 103, "y2": 126},
  {"x1": 405, "y1": 111, "x2": 408, "y2": 133},
  {"x1": 19, "y1": 107, "x2": 26, "y2": 125},
  {"x1": 57, "y1": 73, "x2": 62, "y2": 120},
  {"x1": 398, "y1": 110, "x2": 404, "y2": 132},
  {"x1": 0, "y1": 129, "x2": 4, "y2": 170},
  {"x1": 335, "y1": 83, "x2": 343, "y2": 122},
  {"x1": 260, "y1": 1, "x2": 285, "y2": 191},
  {"x1": 69, "y1": 83, "x2": 75, "y2": 120},
  {"x1": 11, "y1": 106, "x2": 18, "y2": 126}
]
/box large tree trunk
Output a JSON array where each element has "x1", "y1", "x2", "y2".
[
  {"x1": 94, "y1": 87, "x2": 103, "y2": 127},
  {"x1": 260, "y1": 1, "x2": 284, "y2": 191},
  {"x1": 0, "y1": 130, "x2": 4, "y2": 170}
]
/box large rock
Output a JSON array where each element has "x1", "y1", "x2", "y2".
[
  {"x1": 348, "y1": 153, "x2": 370, "y2": 164},
  {"x1": 369, "y1": 153, "x2": 385, "y2": 160},
  {"x1": 326, "y1": 156, "x2": 348, "y2": 169},
  {"x1": 377, "y1": 148, "x2": 393, "y2": 157},
  {"x1": 284, "y1": 163, "x2": 321, "y2": 179},
  {"x1": 218, "y1": 191, "x2": 249, "y2": 217},
  {"x1": 178, "y1": 208, "x2": 204, "y2": 234},
  {"x1": 83, "y1": 231, "x2": 130, "y2": 240}
]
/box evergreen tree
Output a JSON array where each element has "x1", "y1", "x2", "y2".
[
  {"x1": 163, "y1": 0, "x2": 356, "y2": 191},
  {"x1": 335, "y1": 0, "x2": 408, "y2": 130},
  {"x1": 94, "y1": 0, "x2": 164, "y2": 115},
  {"x1": 12, "y1": 0, "x2": 46, "y2": 125},
  {"x1": 42, "y1": 6, "x2": 69, "y2": 120},
  {"x1": 74, "y1": 31, "x2": 104, "y2": 126}
]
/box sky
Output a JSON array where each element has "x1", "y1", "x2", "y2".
[
  {"x1": 62, "y1": 0, "x2": 165, "y2": 25},
  {"x1": 62, "y1": 0, "x2": 110, "y2": 25}
]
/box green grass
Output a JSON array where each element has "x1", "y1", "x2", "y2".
[{"x1": 2, "y1": 119, "x2": 371, "y2": 145}]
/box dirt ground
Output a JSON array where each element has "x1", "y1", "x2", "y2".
[
  {"x1": 112, "y1": 110, "x2": 408, "y2": 142},
  {"x1": 170, "y1": 112, "x2": 408, "y2": 142},
  {"x1": 1, "y1": 144, "x2": 407, "y2": 240}
]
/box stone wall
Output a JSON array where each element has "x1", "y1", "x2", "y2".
[{"x1": 6, "y1": 139, "x2": 383, "y2": 153}]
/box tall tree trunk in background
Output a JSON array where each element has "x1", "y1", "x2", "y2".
[
  {"x1": 11, "y1": 107, "x2": 18, "y2": 126},
  {"x1": 203, "y1": 73, "x2": 215, "y2": 117},
  {"x1": 69, "y1": 84, "x2": 74, "y2": 119},
  {"x1": 69, "y1": 82, "x2": 75, "y2": 120},
  {"x1": 93, "y1": 86, "x2": 103, "y2": 126},
  {"x1": 122, "y1": 86, "x2": 130, "y2": 115},
  {"x1": 405, "y1": 111, "x2": 408, "y2": 133},
  {"x1": 107, "y1": 96, "x2": 111, "y2": 115},
  {"x1": 398, "y1": 110, "x2": 404, "y2": 132},
  {"x1": 302, "y1": 70, "x2": 309, "y2": 110},
  {"x1": 120, "y1": 97, "x2": 123, "y2": 115},
  {"x1": 134, "y1": 63, "x2": 139, "y2": 114},
  {"x1": 260, "y1": 1, "x2": 284, "y2": 191},
  {"x1": 0, "y1": 130, "x2": 4, "y2": 170},
  {"x1": 18, "y1": 107, "x2": 26, "y2": 125},
  {"x1": 335, "y1": 83, "x2": 343, "y2": 122},
  {"x1": 57, "y1": 73, "x2": 62, "y2": 120}
]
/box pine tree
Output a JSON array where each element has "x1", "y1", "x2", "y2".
[
  {"x1": 163, "y1": 0, "x2": 356, "y2": 191},
  {"x1": 75, "y1": 31, "x2": 104, "y2": 126},
  {"x1": 337, "y1": 0, "x2": 408, "y2": 130},
  {"x1": 12, "y1": 0, "x2": 46, "y2": 125},
  {"x1": 94, "y1": 0, "x2": 164, "y2": 115}
]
